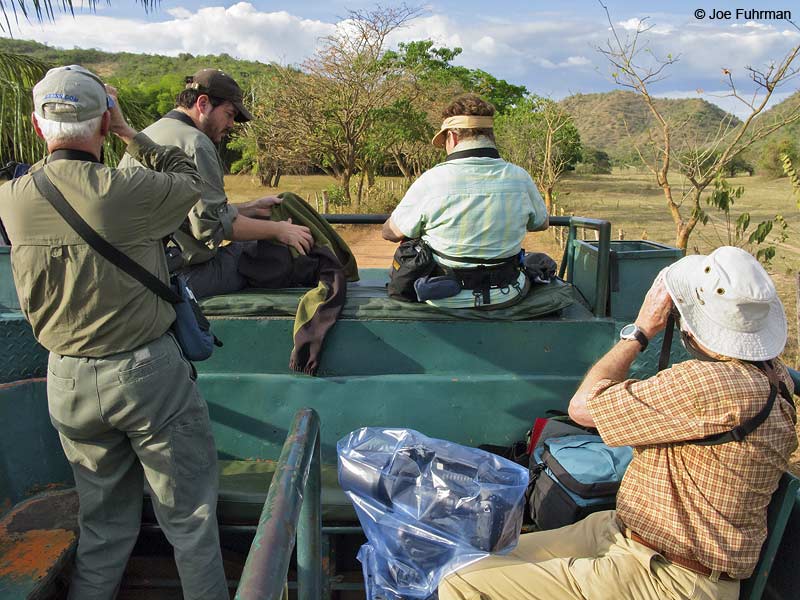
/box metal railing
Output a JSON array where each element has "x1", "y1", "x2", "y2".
[
  {"x1": 322, "y1": 213, "x2": 613, "y2": 317},
  {"x1": 235, "y1": 408, "x2": 322, "y2": 600}
]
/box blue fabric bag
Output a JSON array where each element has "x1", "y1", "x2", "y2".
[
  {"x1": 529, "y1": 434, "x2": 632, "y2": 530},
  {"x1": 169, "y1": 274, "x2": 220, "y2": 361},
  {"x1": 338, "y1": 427, "x2": 529, "y2": 600}
]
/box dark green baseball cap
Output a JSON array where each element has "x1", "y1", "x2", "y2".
[
  {"x1": 186, "y1": 68, "x2": 253, "y2": 122},
  {"x1": 32, "y1": 65, "x2": 109, "y2": 123}
]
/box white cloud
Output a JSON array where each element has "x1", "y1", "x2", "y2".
[
  {"x1": 5, "y1": 3, "x2": 800, "y2": 108},
  {"x1": 11, "y1": 3, "x2": 335, "y2": 66}
]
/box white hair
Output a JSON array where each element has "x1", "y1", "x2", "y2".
[{"x1": 34, "y1": 105, "x2": 103, "y2": 145}]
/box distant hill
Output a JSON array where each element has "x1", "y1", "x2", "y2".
[
  {"x1": 744, "y1": 91, "x2": 800, "y2": 159},
  {"x1": 560, "y1": 90, "x2": 741, "y2": 164},
  {"x1": 0, "y1": 38, "x2": 274, "y2": 85}
]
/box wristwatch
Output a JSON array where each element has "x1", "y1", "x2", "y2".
[{"x1": 620, "y1": 323, "x2": 648, "y2": 351}]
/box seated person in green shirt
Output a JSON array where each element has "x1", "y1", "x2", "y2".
[
  {"x1": 382, "y1": 94, "x2": 549, "y2": 308},
  {"x1": 120, "y1": 69, "x2": 314, "y2": 298}
]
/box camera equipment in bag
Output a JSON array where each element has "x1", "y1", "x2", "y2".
[{"x1": 31, "y1": 169, "x2": 222, "y2": 361}]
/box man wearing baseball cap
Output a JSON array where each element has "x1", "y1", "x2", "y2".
[
  {"x1": 120, "y1": 68, "x2": 313, "y2": 298},
  {"x1": 440, "y1": 246, "x2": 797, "y2": 599},
  {"x1": 0, "y1": 65, "x2": 228, "y2": 599},
  {"x1": 382, "y1": 94, "x2": 548, "y2": 308}
]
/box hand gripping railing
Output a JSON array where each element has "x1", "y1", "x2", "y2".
[
  {"x1": 235, "y1": 408, "x2": 322, "y2": 600},
  {"x1": 321, "y1": 213, "x2": 612, "y2": 317}
]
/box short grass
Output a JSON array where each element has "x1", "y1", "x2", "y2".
[{"x1": 224, "y1": 170, "x2": 800, "y2": 367}]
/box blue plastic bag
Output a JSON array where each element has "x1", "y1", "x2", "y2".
[{"x1": 338, "y1": 428, "x2": 529, "y2": 600}]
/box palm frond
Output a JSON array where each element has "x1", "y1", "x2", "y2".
[
  {"x1": 0, "y1": 0, "x2": 161, "y2": 33},
  {"x1": 0, "y1": 50, "x2": 155, "y2": 166},
  {"x1": 0, "y1": 50, "x2": 49, "y2": 164}
]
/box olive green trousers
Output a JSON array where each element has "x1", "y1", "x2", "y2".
[
  {"x1": 439, "y1": 511, "x2": 740, "y2": 600},
  {"x1": 47, "y1": 333, "x2": 228, "y2": 600}
]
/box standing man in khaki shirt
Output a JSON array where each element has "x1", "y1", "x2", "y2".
[
  {"x1": 440, "y1": 247, "x2": 796, "y2": 600},
  {"x1": 120, "y1": 68, "x2": 314, "y2": 298},
  {"x1": 0, "y1": 65, "x2": 229, "y2": 599}
]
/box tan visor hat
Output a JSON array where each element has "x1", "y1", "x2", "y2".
[{"x1": 431, "y1": 115, "x2": 495, "y2": 148}]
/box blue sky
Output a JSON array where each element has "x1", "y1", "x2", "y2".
[{"x1": 5, "y1": 1, "x2": 800, "y2": 116}]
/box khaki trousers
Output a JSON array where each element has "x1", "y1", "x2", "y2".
[
  {"x1": 47, "y1": 333, "x2": 228, "y2": 600},
  {"x1": 439, "y1": 511, "x2": 740, "y2": 600}
]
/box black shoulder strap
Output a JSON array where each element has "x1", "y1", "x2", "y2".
[
  {"x1": 444, "y1": 147, "x2": 501, "y2": 161},
  {"x1": 690, "y1": 360, "x2": 792, "y2": 446},
  {"x1": 31, "y1": 168, "x2": 181, "y2": 304},
  {"x1": 657, "y1": 313, "x2": 675, "y2": 372}
]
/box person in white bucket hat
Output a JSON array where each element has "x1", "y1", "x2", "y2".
[
  {"x1": 663, "y1": 245, "x2": 787, "y2": 361},
  {"x1": 439, "y1": 246, "x2": 797, "y2": 600}
]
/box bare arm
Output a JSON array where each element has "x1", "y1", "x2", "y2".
[
  {"x1": 568, "y1": 276, "x2": 673, "y2": 427},
  {"x1": 230, "y1": 214, "x2": 314, "y2": 254},
  {"x1": 382, "y1": 218, "x2": 406, "y2": 242}
]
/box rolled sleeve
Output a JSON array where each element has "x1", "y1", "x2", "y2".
[
  {"x1": 121, "y1": 134, "x2": 202, "y2": 240},
  {"x1": 389, "y1": 176, "x2": 429, "y2": 238},
  {"x1": 188, "y1": 145, "x2": 234, "y2": 249},
  {"x1": 526, "y1": 179, "x2": 548, "y2": 231},
  {"x1": 586, "y1": 363, "x2": 733, "y2": 448}
]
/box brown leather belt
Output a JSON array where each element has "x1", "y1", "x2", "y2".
[{"x1": 617, "y1": 517, "x2": 736, "y2": 581}]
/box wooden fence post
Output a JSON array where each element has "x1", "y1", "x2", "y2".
[{"x1": 322, "y1": 191, "x2": 330, "y2": 214}]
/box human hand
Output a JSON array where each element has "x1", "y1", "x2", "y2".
[
  {"x1": 105, "y1": 85, "x2": 137, "y2": 144},
  {"x1": 276, "y1": 219, "x2": 313, "y2": 255},
  {"x1": 241, "y1": 196, "x2": 282, "y2": 218},
  {"x1": 634, "y1": 273, "x2": 673, "y2": 339}
]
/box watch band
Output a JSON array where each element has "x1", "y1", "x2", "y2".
[
  {"x1": 629, "y1": 328, "x2": 648, "y2": 351},
  {"x1": 620, "y1": 324, "x2": 649, "y2": 351}
]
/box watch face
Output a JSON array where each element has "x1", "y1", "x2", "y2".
[{"x1": 620, "y1": 323, "x2": 637, "y2": 337}]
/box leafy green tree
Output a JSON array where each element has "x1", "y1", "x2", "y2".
[
  {"x1": 495, "y1": 95, "x2": 582, "y2": 210},
  {"x1": 759, "y1": 138, "x2": 799, "y2": 178},
  {"x1": 694, "y1": 175, "x2": 787, "y2": 264},
  {"x1": 578, "y1": 147, "x2": 612, "y2": 175}
]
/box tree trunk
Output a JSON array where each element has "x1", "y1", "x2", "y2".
[
  {"x1": 271, "y1": 168, "x2": 282, "y2": 188},
  {"x1": 393, "y1": 153, "x2": 412, "y2": 181},
  {"x1": 356, "y1": 170, "x2": 366, "y2": 209},
  {"x1": 675, "y1": 224, "x2": 691, "y2": 251},
  {"x1": 544, "y1": 187, "x2": 554, "y2": 213},
  {"x1": 342, "y1": 172, "x2": 355, "y2": 210}
]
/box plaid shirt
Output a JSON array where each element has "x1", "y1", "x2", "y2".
[{"x1": 587, "y1": 359, "x2": 797, "y2": 579}]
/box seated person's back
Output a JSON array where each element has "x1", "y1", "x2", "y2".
[{"x1": 382, "y1": 94, "x2": 548, "y2": 308}]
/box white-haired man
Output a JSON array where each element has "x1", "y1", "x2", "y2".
[
  {"x1": 0, "y1": 65, "x2": 228, "y2": 599},
  {"x1": 440, "y1": 246, "x2": 797, "y2": 600}
]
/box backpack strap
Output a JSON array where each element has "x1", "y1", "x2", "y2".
[
  {"x1": 689, "y1": 360, "x2": 793, "y2": 446},
  {"x1": 31, "y1": 168, "x2": 181, "y2": 305}
]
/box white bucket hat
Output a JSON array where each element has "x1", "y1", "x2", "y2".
[{"x1": 663, "y1": 246, "x2": 787, "y2": 361}]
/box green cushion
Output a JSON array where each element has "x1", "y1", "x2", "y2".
[{"x1": 200, "y1": 272, "x2": 574, "y2": 321}]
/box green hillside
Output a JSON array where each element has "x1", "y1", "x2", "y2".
[
  {"x1": 745, "y1": 91, "x2": 800, "y2": 157},
  {"x1": 0, "y1": 37, "x2": 273, "y2": 84},
  {"x1": 560, "y1": 90, "x2": 741, "y2": 164}
]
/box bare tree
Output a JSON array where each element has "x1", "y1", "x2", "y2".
[
  {"x1": 268, "y1": 5, "x2": 420, "y2": 209},
  {"x1": 598, "y1": 0, "x2": 800, "y2": 250}
]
